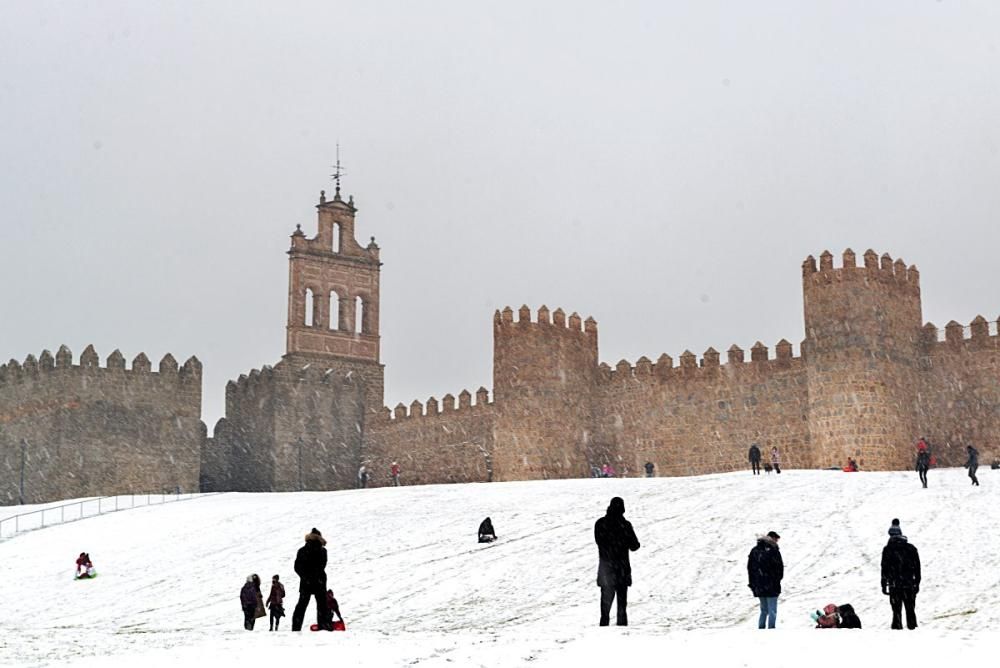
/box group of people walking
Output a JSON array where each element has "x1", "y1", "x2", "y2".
[
  {"x1": 357, "y1": 462, "x2": 402, "y2": 488},
  {"x1": 239, "y1": 528, "x2": 344, "y2": 632},
  {"x1": 914, "y1": 438, "x2": 981, "y2": 488},
  {"x1": 748, "y1": 444, "x2": 781, "y2": 475}
]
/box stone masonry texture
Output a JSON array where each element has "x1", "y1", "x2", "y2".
[{"x1": 4, "y1": 185, "x2": 1000, "y2": 502}]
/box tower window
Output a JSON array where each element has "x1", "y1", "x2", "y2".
[
  {"x1": 304, "y1": 288, "x2": 314, "y2": 326},
  {"x1": 329, "y1": 291, "x2": 340, "y2": 330}
]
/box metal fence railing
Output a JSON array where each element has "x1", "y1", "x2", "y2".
[{"x1": 0, "y1": 491, "x2": 219, "y2": 540}]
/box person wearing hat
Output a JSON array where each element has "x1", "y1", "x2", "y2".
[
  {"x1": 594, "y1": 496, "x2": 641, "y2": 626},
  {"x1": 291, "y1": 528, "x2": 331, "y2": 631},
  {"x1": 880, "y1": 519, "x2": 921, "y2": 630},
  {"x1": 747, "y1": 531, "x2": 784, "y2": 629}
]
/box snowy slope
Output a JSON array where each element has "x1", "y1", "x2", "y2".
[{"x1": 1, "y1": 468, "x2": 997, "y2": 667}]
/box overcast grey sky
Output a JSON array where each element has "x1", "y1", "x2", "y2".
[{"x1": 2, "y1": 1, "x2": 999, "y2": 428}]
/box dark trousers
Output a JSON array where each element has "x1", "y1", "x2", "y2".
[
  {"x1": 969, "y1": 465, "x2": 979, "y2": 485},
  {"x1": 889, "y1": 589, "x2": 918, "y2": 629},
  {"x1": 599, "y1": 585, "x2": 629, "y2": 626},
  {"x1": 751, "y1": 461, "x2": 760, "y2": 475},
  {"x1": 918, "y1": 467, "x2": 928, "y2": 488},
  {"x1": 243, "y1": 605, "x2": 256, "y2": 630},
  {"x1": 773, "y1": 463, "x2": 781, "y2": 474},
  {"x1": 291, "y1": 588, "x2": 330, "y2": 631},
  {"x1": 269, "y1": 609, "x2": 282, "y2": 631}
]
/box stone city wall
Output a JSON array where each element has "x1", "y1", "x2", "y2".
[{"x1": 0, "y1": 345, "x2": 203, "y2": 504}]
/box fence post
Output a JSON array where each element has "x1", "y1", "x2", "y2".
[
  {"x1": 115, "y1": 496, "x2": 119, "y2": 511},
  {"x1": 62, "y1": 506, "x2": 65, "y2": 523}
]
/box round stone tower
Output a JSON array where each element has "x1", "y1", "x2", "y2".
[
  {"x1": 802, "y1": 249, "x2": 923, "y2": 469},
  {"x1": 491, "y1": 305, "x2": 599, "y2": 480}
]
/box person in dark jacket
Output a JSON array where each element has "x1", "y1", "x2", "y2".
[
  {"x1": 965, "y1": 445, "x2": 980, "y2": 486},
  {"x1": 837, "y1": 603, "x2": 862, "y2": 629},
  {"x1": 291, "y1": 528, "x2": 331, "y2": 631},
  {"x1": 748, "y1": 444, "x2": 762, "y2": 475},
  {"x1": 881, "y1": 519, "x2": 921, "y2": 630},
  {"x1": 594, "y1": 496, "x2": 640, "y2": 626},
  {"x1": 644, "y1": 461, "x2": 655, "y2": 478},
  {"x1": 747, "y1": 531, "x2": 783, "y2": 629},
  {"x1": 478, "y1": 517, "x2": 497, "y2": 543},
  {"x1": 240, "y1": 574, "x2": 263, "y2": 630},
  {"x1": 267, "y1": 574, "x2": 286, "y2": 631},
  {"x1": 916, "y1": 444, "x2": 931, "y2": 489}
]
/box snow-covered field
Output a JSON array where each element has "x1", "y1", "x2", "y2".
[{"x1": 1, "y1": 467, "x2": 997, "y2": 667}]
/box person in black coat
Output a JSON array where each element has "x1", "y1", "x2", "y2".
[
  {"x1": 747, "y1": 531, "x2": 783, "y2": 628},
  {"x1": 478, "y1": 517, "x2": 497, "y2": 543},
  {"x1": 915, "y1": 448, "x2": 930, "y2": 488},
  {"x1": 965, "y1": 445, "x2": 980, "y2": 486},
  {"x1": 881, "y1": 519, "x2": 921, "y2": 630},
  {"x1": 291, "y1": 528, "x2": 331, "y2": 631},
  {"x1": 748, "y1": 444, "x2": 762, "y2": 475},
  {"x1": 594, "y1": 496, "x2": 641, "y2": 626},
  {"x1": 837, "y1": 603, "x2": 862, "y2": 629}
]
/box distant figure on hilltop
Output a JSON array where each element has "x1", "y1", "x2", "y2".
[
  {"x1": 965, "y1": 445, "x2": 980, "y2": 486},
  {"x1": 644, "y1": 461, "x2": 655, "y2": 478},
  {"x1": 843, "y1": 457, "x2": 858, "y2": 472},
  {"x1": 915, "y1": 439, "x2": 931, "y2": 489},
  {"x1": 75, "y1": 552, "x2": 95, "y2": 579},
  {"x1": 770, "y1": 447, "x2": 782, "y2": 474},
  {"x1": 291, "y1": 528, "x2": 331, "y2": 631},
  {"x1": 600, "y1": 463, "x2": 616, "y2": 478},
  {"x1": 881, "y1": 519, "x2": 921, "y2": 630},
  {"x1": 594, "y1": 497, "x2": 640, "y2": 626},
  {"x1": 478, "y1": 517, "x2": 497, "y2": 543},
  {"x1": 390, "y1": 462, "x2": 401, "y2": 486},
  {"x1": 748, "y1": 444, "x2": 761, "y2": 475},
  {"x1": 357, "y1": 465, "x2": 369, "y2": 489},
  {"x1": 747, "y1": 531, "x2": 783, "y2": 629}
]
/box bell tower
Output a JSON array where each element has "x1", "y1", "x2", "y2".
[{"x1": 285, "y1": 172, "x2": 384, "y2": 408}]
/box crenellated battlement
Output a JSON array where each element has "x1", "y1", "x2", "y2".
[
  {"x1": 0, "y1": 345, "x2": 201, "y2": 389},
  {"x1": 802, "y1": 248, "x2": 920, "y2": 295},
  {"x1": 599, "y1": 339, "x2": 802, "y2": 384},
  {"x1": 224, "y1": 359, "x2": 363, "y2": 403},
  {"x1": 493, "y1": 305, "x2": 598, "y2": 336},
  {"x1": 377, "y1": 387, "x2": 493, "y2": 423},
  {"x1": 922, "y1": 316, "x2": 1000, "y2": 349}
]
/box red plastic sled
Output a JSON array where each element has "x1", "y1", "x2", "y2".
[{"x1": 309, "y1": 620, "x2": 346, "y2": 631}]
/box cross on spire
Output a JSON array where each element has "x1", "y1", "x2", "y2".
[{"x1": 330, "y1": 144, "x2": 346, "y2": 199}]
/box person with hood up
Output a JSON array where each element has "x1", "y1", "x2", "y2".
[
  {"x1": 240, "y1": 574, "x2": 264, "y2": 630},
  {"x1": 478, "y1": 517, "x2": 497, "y2": 543},
  {"x1": 881, "y1": 518, "x2": 921, "y2": 630},
  {"x1": 965, "y1": 445, "x2": 980, "y2": 486},
  {"x1": 594, "y1": 496, "x2": 641, "y2": 626},
  {"x1": 291, "y1": 528, "x2": 331, "y2": 631},
  {"x1": 748, "y1": 444, "x2": 762, "y2": 475},
  {"x1": 747, "y1": 531, "x2": 784, "y2": 629}
]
